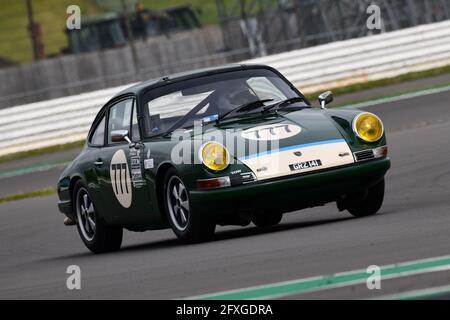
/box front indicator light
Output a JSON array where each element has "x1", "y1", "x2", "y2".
[
  {"x1": 197, "y1": 177, "x2": 231, "y2": 190},
  {"x1": 353, "y1": 112, "x2": 384, "y2": 143},
  {"x1": 373, "y1": 146, "x2": 388, "y2": 158},
  {"x1": 199, "y1": 141, "x2": 230, "y2": 172}
]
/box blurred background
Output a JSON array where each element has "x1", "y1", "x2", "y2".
[{"x1": 1, "y1": 0, "x2": 449, "y2": 108}]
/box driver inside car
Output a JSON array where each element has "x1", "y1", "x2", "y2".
[{"x1": 218, "y1": 84, "x2": 259, "y2": 115}]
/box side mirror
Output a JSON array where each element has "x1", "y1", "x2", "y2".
[
  {"x1": 318, "y1": 91, "x2": 334, "y2": 109},
  {"x1": 111, "y1": 130, "x2": 132, "y2": 144}
]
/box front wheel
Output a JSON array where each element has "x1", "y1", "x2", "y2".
[
  {"x1": 347, "y1": 179, "x2": 385, "y2": 218},
  {"x1": 164, "y1": 168, "x2": 215, "y2": 243},
  {"x1": 74, "y1": 181, "x2": 123, "y2": 254}
]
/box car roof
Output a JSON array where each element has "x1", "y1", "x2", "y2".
[{"x1": 113, "y1": 64, "x2": 274, "y2": 99}]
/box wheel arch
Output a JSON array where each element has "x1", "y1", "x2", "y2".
[
  {"x1": 69, "y1": 175, "x2": 84, "y2": 210},
  {"x1": 155, "y1": 162, "x2": 177, "y2": 223}
]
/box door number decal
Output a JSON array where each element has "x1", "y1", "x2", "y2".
[{"x1": 110, "y1": 149, "x2": 132, "y2": 208}]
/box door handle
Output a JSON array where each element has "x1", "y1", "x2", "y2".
[{"x1": 94, "y1": 159, "x2": 104, "y2": 166}]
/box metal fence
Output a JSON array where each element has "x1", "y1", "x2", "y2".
[
  {"x1": 1, "y1": 20, "x2": 450, "y2": 157},
  {"x1": 217, "y1": 0, "x2": 450, "y2": 57},
  {"x1": 0, "y1": 26, "x2": 227, "y2": 109}
]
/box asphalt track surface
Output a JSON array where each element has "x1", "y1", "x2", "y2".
[{"x1": 1, "y1": 89, "x2": 450, "y2": 300}]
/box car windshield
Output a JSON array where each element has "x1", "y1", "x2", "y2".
[{"x1": 142, "y1": 68, "x2": 307, "y2": 137}]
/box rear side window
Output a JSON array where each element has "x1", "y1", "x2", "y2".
[
  {"x1": 89, "y1": 116, "x2": 106, "y2": 146},
  {"x1": 108, "y1": 99, "x2": 133, "y2": 144}
]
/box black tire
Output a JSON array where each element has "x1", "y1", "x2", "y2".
[
  {"x1": 347, "y1": 179, "x2": 385, "y2": 218},
  {"x1": 73, "y1": 180, "x2": 123, "y2": 254},
  {"x1": 163, "y1": 168, "x2": 215, "y2": 243},
  {"x1": 252, "y1": 212, "x2": 283, "y2": 227}
]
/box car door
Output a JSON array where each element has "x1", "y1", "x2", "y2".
[
  {"x1": 94, "y1": 97, "x2": 136, "y2": 224},
  {"x1": 95, "y1": 96, "x2": 155, "y2": 225}
]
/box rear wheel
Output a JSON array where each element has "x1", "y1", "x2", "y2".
[
  {"x1": 347, "y1": 179, "x2": 385, "y2": 218},
  {"x1": 164, "y1": 168, "x2": 215, "y2": 243},
  {"x1": 74, "y1": 181, "x2": 123, "y2": 254},
  {"x1": 252, "y1": 212, "x2": 283, "y2": 227}
]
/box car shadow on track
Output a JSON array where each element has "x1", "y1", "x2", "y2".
[
  {"x1": 213, "y1": 217, "x2": 354, "y2": 242},
  {"x1": 83, "y1": 216, "x2": 354, "y2": 257},
  {"x1": 44, "y1": 214, "x2": 378, "y2": 260},
  {"x1": 119, "y1": 217, "x2": 355, "y2": 253}
]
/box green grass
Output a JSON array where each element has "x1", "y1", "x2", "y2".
[
  {"x1": 139, "y1": 0, "x2": 221, "y2": 25},
  {"x1": 304, "y1": 64, "x2": 450, "y2": 102},
  {"x1": 0, "y1": 140, "x2": 85, "y2": 164},
  {"x1": 0, "y1": 0, "x2": 104, "y2": 64},
  {"x1": 0, "y1": 0, "x2": 224, "y2": 64},
  {"x1": 332, "y1": 81, "x2": 450, "y2": 108},
  {"x1": 0, "y1": 187, "x2": 57, "y2": 204}
]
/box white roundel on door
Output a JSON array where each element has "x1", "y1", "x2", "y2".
[{"x1": 110, "y1": 149, "x2": 132, "y2": 208}]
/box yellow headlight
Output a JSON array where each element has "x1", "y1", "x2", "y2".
[
  {"x1": 200, "y1": 142, "x2": 230, "y2": 171},
  {"x1": 353, "y1": 113, "x2": 384, "y2": 143}
]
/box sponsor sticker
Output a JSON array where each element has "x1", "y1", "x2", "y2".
[
  {"x1": 289, "y1": 159, "x2": 323, "y2": 172},
  {"x1": 130, "y1": 149, "x2": 138, "y2": 157},
  {"x1": 130, "y1": 147, "x2": 147, "y2": 188},
  {"x1": 131, "y1": 169, "x2": 145, "y2": 188},
  {"x1": 144, "y1": 159, "x2": 154, "y2": 169},
  {"x1": 131, "y1": 157, "x2": 140, "y2": 168},
  {"x1": 202, "y1": 114, "x2": 219, "y2": 124}
]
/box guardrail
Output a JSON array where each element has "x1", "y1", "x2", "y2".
[
  {"x1": 1, "y1": 20, "x2": 450, "y2": 157},
  {"x1": 246, "y1": 20, "x2": 450, "y2": 92}
]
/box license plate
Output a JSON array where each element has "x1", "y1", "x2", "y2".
[{"x1": 289, "y1": 159, "x2": 323, "y2": 172}]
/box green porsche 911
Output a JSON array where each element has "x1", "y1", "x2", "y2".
[{"x1": 57, "y1": 64, "x2": 390, "y2": 253}]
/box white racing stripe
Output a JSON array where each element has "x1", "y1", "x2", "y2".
[{"x1": 239, "y1": 139, "x2": 354, "y2": 181}]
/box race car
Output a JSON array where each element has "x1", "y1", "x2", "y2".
[{"x1": 57, "y1": 64, "x2": 390, "y2": 253}]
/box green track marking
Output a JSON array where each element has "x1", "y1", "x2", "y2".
[
  {"x1": 0, "y1": 187, "x2": 57, "y2": 204},
  {"x1": 341, "y1": 84, "x2": 450, "y2": 109},
  {"x1": 188, "y1": 255, "x2": 450, "y2": 300},
  {"x1": 375, "y1": 285, "x2": 450, "y2": 300},
  {"x1": 0, "y1": 160, "x2": 71, "y2": 179}
]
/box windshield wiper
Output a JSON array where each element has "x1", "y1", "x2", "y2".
[
  {"x1": 262, "y1": 97, "x2": 307, "y2": 113},
  {"x1": 217, "y1": 99, "x2": 274, "y2": 123}
]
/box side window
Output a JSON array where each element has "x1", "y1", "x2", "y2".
[
  {"x1": 89, "y1": 116, "x2": 106, "y2": 146},
  {"x1": 131, "y1": 103, "x2": 141, "y2": 142},
  {"x1": 108, "y1": 99, "x2": 133, "y2": 144}
]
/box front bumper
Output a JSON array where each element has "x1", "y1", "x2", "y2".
[{"x1": 190, "y1": 158, "x2": 390, "y2": 216}]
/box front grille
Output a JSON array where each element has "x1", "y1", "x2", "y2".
[
  {"x1": 354, "y1": 150, "x2": 375, "y2": 162},
  {"x1": 230, "y1": 172, "x2": 257, "y2": 186}
]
